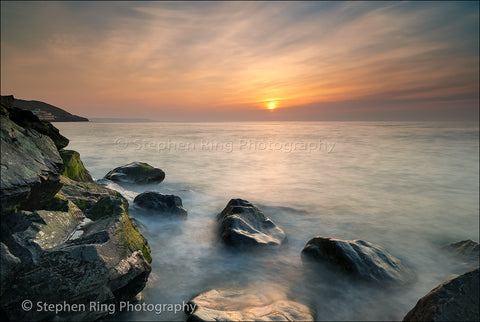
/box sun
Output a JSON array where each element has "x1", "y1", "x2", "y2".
[{"x1": 267, "y1": 102, "x2": 276, "y2": 110}]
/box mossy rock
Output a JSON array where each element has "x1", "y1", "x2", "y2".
[
  {"x1": 105, "y1": 162, "x2": 165, "y2": 184},
  {"x1": 86, "y1": 195, "x2": 128, "y2": 221},
  {"x1": 60, "y1": 150, "x2": 93, "y2": 182},
  {"x1": 118, "y1": 213, "x2": 152, "y2": 263},
  {"x1": 56, "y1": 176, "x2": 121, "y2": 211},
  {"x1": 43, "y1": 193, "x2": 70, "y2": 212}
]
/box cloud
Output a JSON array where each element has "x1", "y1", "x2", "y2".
[{"x1": 1, "y1": 1, "x2": 478, "y2": 120}]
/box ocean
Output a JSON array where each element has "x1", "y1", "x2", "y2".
[{"x1": 54, "y1": 121, "x2": 479, "y2": 321}]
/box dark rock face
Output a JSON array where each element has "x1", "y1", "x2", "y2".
[
  {"x1": 2, "y1": 95, "x2": 69, "y2": 149},
  {"x1": 105, "y1": 162, "x2": 165, "y2": 184},
  {"x1": 60, "y1": 150, "x2": 93, "y2": 182},
  {"x1": 0, "y1": 114, "x2": 63, "y2": 215},
  {"x1": 403, "y1": 268, "x2": 479, "y2": 321},
  {"x1": 0, "y1": 243, "x2": 21, "y2": 297},
  {"x1": 134, "y1": 191, "x2": 188, "y2": 217},
  {"x1": 186, "y1": 286, "x2": 314, "y2": 321},
  {"x1": 217, "y1": 199, "x2": 286, "y2": 247},
  {"x1": 443, "y1": 239, "x2": 479, "y2": 263},
  {"x1": 302, "y1": 237, "x2": 413, "y2": 283},
  {"x1": 1, "y1": 181, "x2": 152, "y2": 321},
  {"x1": 0, "y1": 99, "x2": 152, "y2": 321}
]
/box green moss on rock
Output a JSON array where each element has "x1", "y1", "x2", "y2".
[
  {"x1": 105, "y1": 162, "x2": 165, "y2": 184},
  {"x1": 43, "y1": 193, "x2": 70, "y2": 211},
  {"x1": 118, "y1": 214, "x2": 152, "y2": 263},
  {"x1": 86, "y1": 195, "x2": 128, "y2": 221},
  {"x1": 60, "y1": 150, "x2": 93, "y2": 182}
]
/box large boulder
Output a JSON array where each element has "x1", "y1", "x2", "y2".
[
  {"x1": 60, "y1": 150, "x2": 93, "y2": 182},
  {"x1": 0, "y1": 114, "x2": 63, "y2": 215},
  {"x1": 186, "y1": 286, "x2": 314, "y2": 321},
  {"x1": 301, "y1": 237, "x2": 413, "y2": 283},
  {"x1": 133, "y1": 191, "x2": 187, "y2": 217},
  {"x1": 1, "y1": 99, "x2": 152, "y2": 320},
  {"x1": 217, "y1": 199, "x2": 286, "y2": 247},
  {"x1": 403, "y1": 268, "x2": 479, "y2": 321},
  {"x1": 104, "y1": 162, "x2": 165, "y2": 184},
  {"x1": 0, "y1": 176, "x2": 152, "y2": 321}
]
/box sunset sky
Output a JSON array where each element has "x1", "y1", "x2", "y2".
[{"x1": 1, "y1": 1, "x2": 478, "y2": 121}]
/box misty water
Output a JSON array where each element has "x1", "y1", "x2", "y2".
[{"x1": 54, "y1": 121, "x2": 479, "y2": 321}]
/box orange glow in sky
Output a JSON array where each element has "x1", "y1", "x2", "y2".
[
  {"x1": 267, "y1": 102, "x2": 276, "y2": 110},
  {"x1": 0, "y1": 1, "x2": 478, "y2": 121}
]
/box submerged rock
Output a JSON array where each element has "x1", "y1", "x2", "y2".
[
  {"x1": 105, "y1": 162, "x2": 165, "y2": 184},
  {"x1": 217, "y1": 199, "x2": 286, "y2": 247},
  {"x1": 60, "y1": 149, "x2": 93, "y2": 182},
  {"x1": 186, "y1": 286, "x2": 314, "y2": 321},
  {"x1": 301, "y1": 237, "x2": 413, "y2": 283},
  {"x1": 443, "y1": 239, "x2": 479, "y2": 263},
  {"x1": 0, "y1": 114, "x2": 63, "y2": 215},
  {"x1": 403, "y1": 268, "x2": 479, "y2": 321},
  {"x1": 134, "y1": 191, "x2": 188, "y2": 217}
]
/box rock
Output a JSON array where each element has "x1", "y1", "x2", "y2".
[
  {"x1": 53, "y1": 176, "x2": 124, "y2": 212},
  {"x1": 2, "y1": 95, "x2": 70, "y2": 150},
  {"x1": 0, "y1": 243, "x2": 21, "y2": 296},
  {"x1": 105, "y1": 162, "x2": 165, "y2": 184},
  {"x1": 443, "y1": 239, "x2": 479, "y2": 263},
  {"x1": 217, "y1": 199, "x2": 286, "y2": 247},
  {"x1": 0, "y1": 100, "x2": 152, "y2": 320},
  {"x1": 0, "y1": 176, "x2": 152, "y2": 321},
  {"x1": 0, "y1": 95, "x2": 13, "y2": 116},
  {"x1": 60, "y1": 150, "x2": 93, "y2": 182},
  {"x1": 403, "y1": 268, "x2": 479, "y2": 321},
  {"x1": 133, "y1": 191, "x2": 188, "y2": 217},
  {"x1": 301, "y1": 237, "x2": 413, "y2": 283},
  {"x1": 186, "y1": 285, "x2": 314, "y2": 321},
  {"x1": 0, "y1": 114, "x2": 63, "y2": 215}
]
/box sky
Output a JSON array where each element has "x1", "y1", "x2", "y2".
[{"x1": 1, "y1": 1, "x2": 478, "y2": 121}]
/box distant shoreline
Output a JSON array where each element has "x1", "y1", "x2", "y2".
[{"x1": 66, "y1": 119, "x2": 480, "y2": 124}]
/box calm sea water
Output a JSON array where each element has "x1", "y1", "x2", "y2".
[{"x1": 54, "y1": 121, "x2": 479, "y2": 321}]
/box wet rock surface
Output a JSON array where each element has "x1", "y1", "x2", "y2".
[
  {"x1": 105, "y1": 162, "x2": 165, "y2": 184},
  {"x1": 302, "y1": 236, "x2": 413, "y2": 283},
  {"x1": 403, "y1": 268, "x2": 479, "y2": 321},
  {"x1": 134, "y1": 191, "x2": 188, "y2": 217},
  {"x1": 443, "y1": 239, "x2": 479, "y2": 263},
  {"x1": 217, "y1": 199, "x2": 287, "y2": 247},
  {"x1": 186, "y1": 286, "x2": 314, "y2": 321}
]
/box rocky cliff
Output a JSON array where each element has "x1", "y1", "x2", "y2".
[{"x1": 0, "y1": 95, "x2": 151, "y2": 321}]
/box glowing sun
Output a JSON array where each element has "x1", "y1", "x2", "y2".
[{"x1": 267, "y1": 102, "x2": 277, "y2": 110}]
